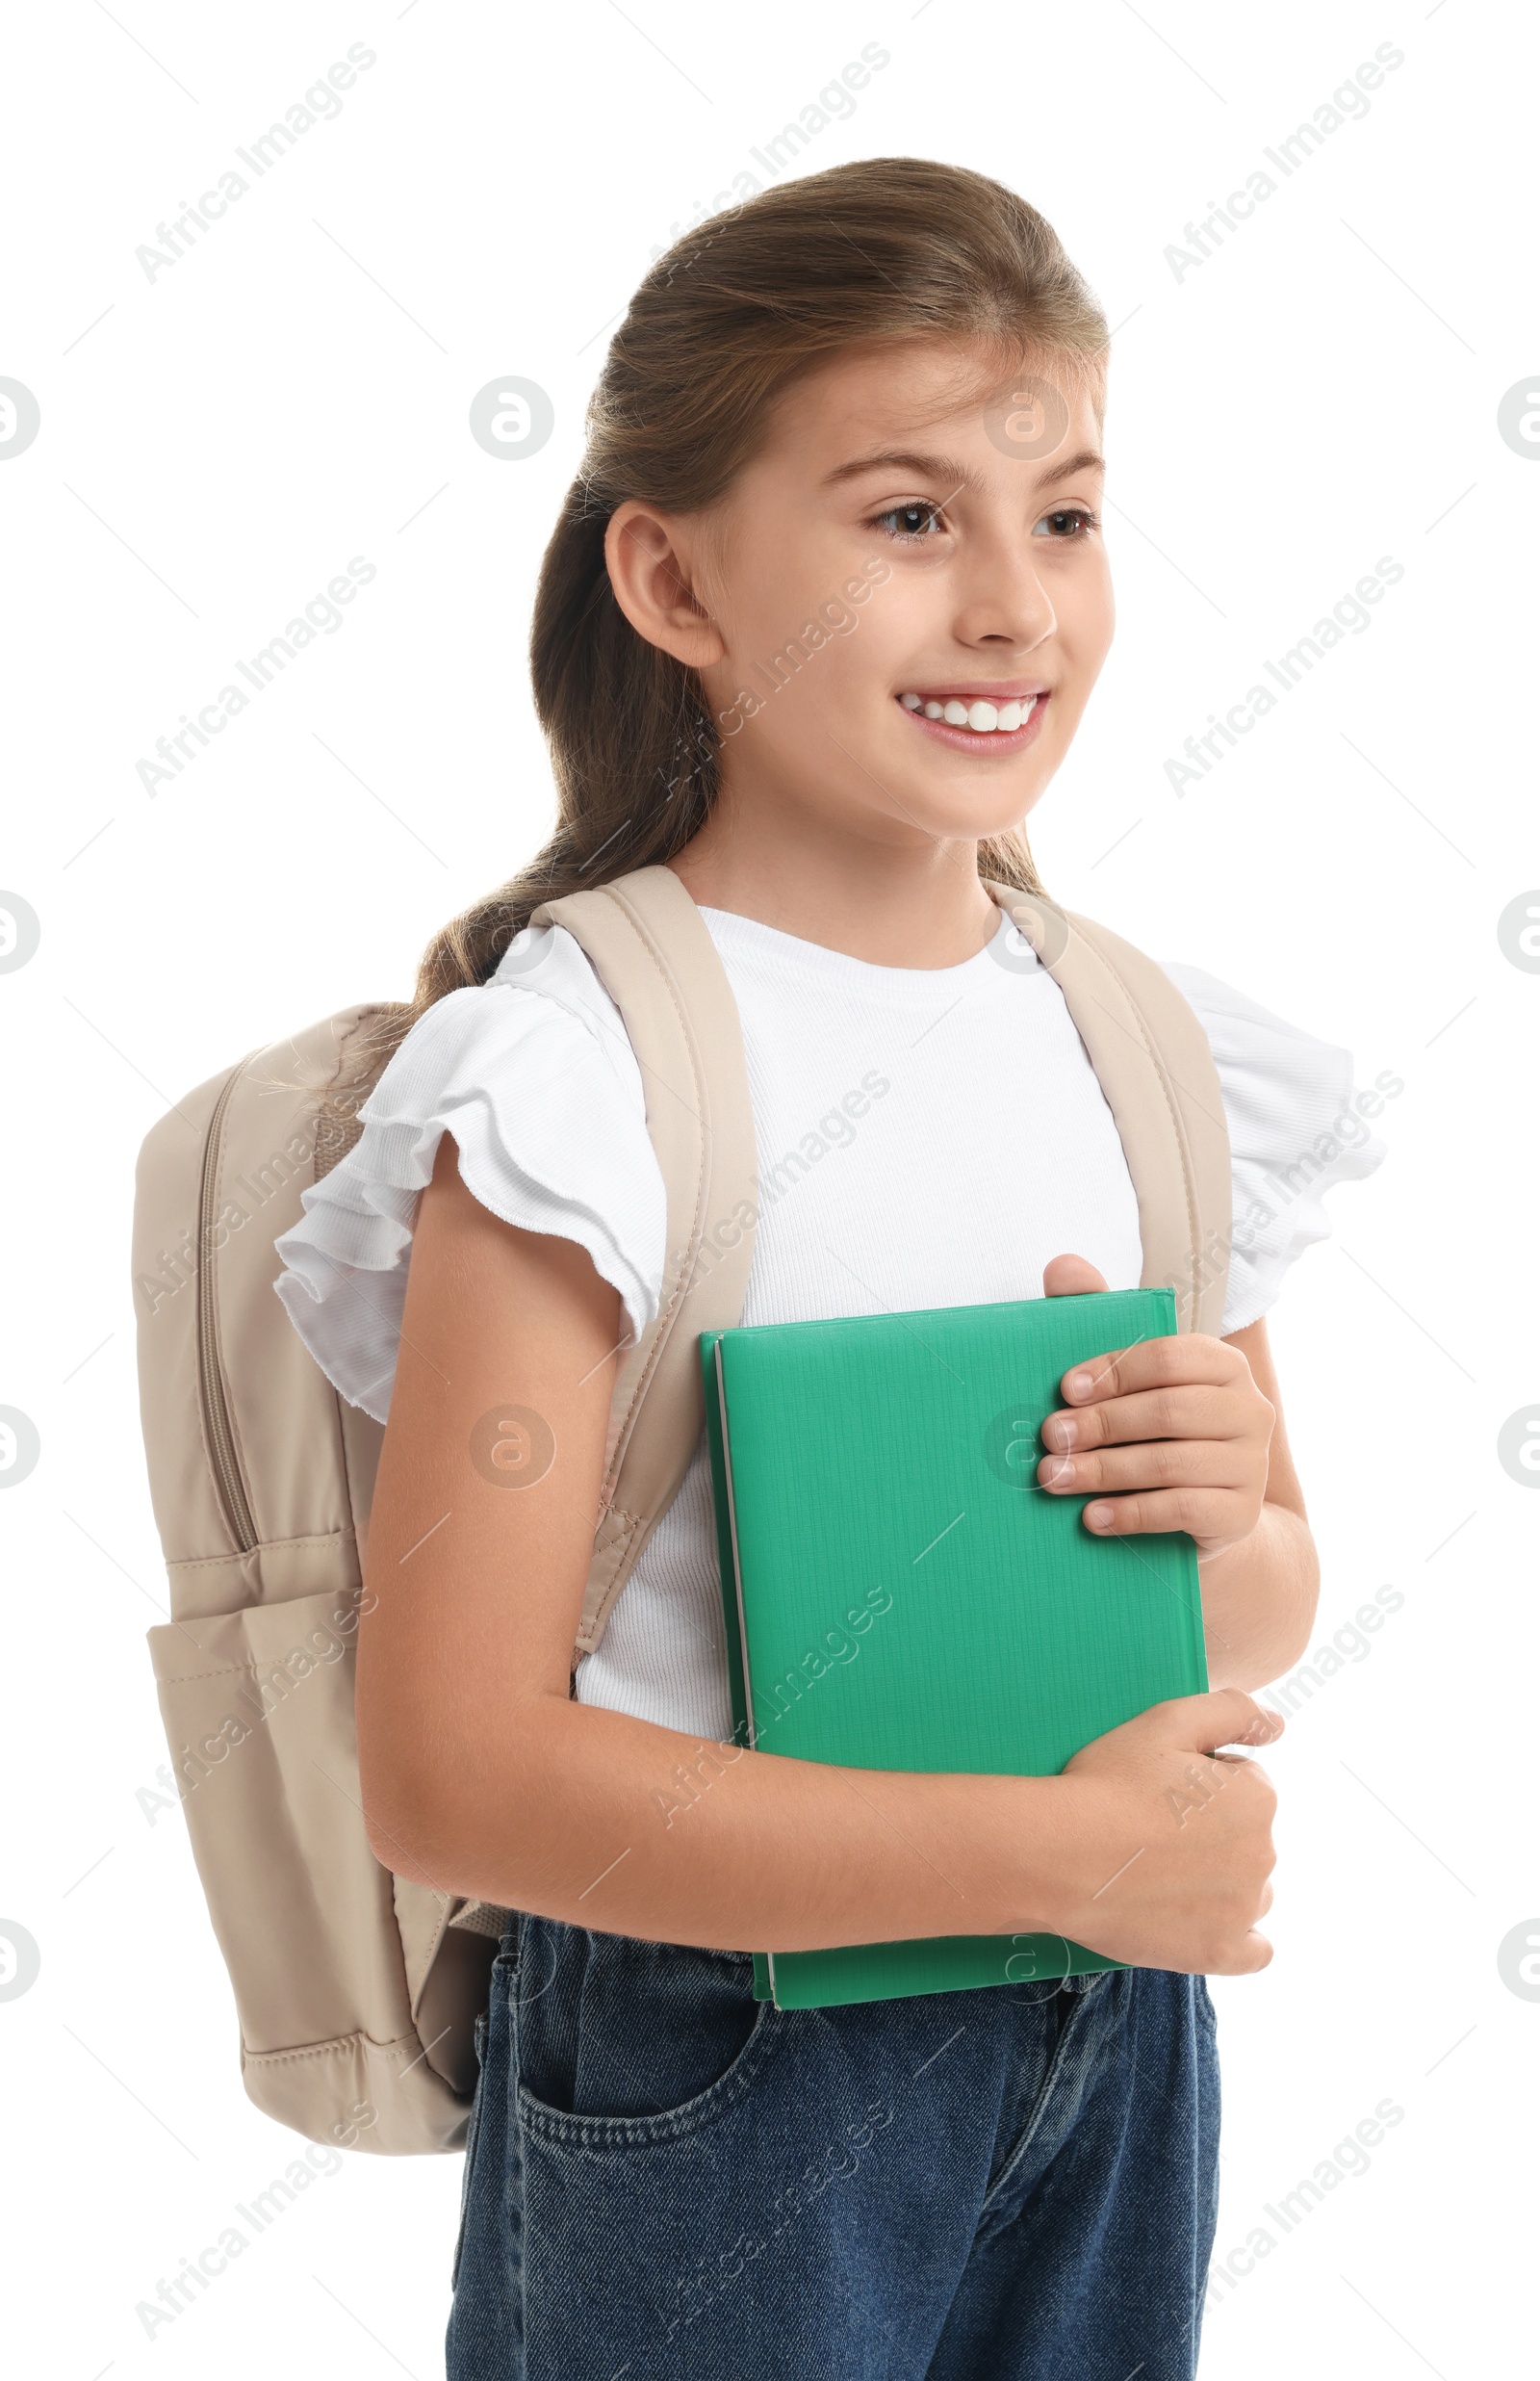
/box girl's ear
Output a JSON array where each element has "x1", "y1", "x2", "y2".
[{"x1": 604, "y1": 500, "x2": 726, "y2": 668}]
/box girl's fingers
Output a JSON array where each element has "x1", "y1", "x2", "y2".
[
  {"x1": 1040, "y1": 1382, "x2": 1245, "y2": 1454},
  {"x1": 1077, "y1": 1486, "x2": 1252, "y2": 1540},
  {"x1": 1060, "y1": 1333, "x2": 1243, "y2": 1408},
  {"x1": 1139, "y1": 1686, "x2": 1283, "y2": 1754},
  {"x1": 1041, "y1": 1252, "x2": 1112, "y2": 1299},
  {"x1": 1038, "y1": 1436, "x2": 1249, "y2": 1497}
]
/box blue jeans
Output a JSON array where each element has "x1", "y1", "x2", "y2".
[{"x1": 447, "y1": 1915, "x2": 1219, "y2": 2380}]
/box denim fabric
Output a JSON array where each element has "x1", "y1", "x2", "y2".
[{"x1": 446, "y1": 1914, "x2": 1219, "y2": 2380}]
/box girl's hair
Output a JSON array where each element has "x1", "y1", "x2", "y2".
[{"x1": 358, "y1": 156, "x2": 1107, "y2": 1087}]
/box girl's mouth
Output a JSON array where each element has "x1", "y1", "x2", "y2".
[{"x1": 895, "y1": 686, "x2": 1048, "y2": 753}]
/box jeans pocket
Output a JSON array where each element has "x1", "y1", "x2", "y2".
[
  {"x1": 980, "y1": 1975, "x2": 1115, "y2": 2213},
  {"x1": 450, "y1": 1964, "x2": 505, "y2": 2290},
  {"x1": 513, "y1": 1926, "x2": 778, "y2": 2151}
]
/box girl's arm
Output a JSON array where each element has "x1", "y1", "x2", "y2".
[
  {"x1": 1187, "y1": 1322, "x2": 1319, "y2": 1687},
  {"x1": 356, "y1": 1140, "x2": 1285, "y2": 1975}
]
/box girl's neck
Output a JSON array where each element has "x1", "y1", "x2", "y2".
[{"x1": 666, "y1": 799, "x2": 1004, "y2": 971}]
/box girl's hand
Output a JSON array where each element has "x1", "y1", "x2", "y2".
[
  {"x1": 1036, "y1": 1253, "x2": 1275, "y2": 1557},
  {"x1": 1057, "y1": 1688, "x2": 1283, "y2": 1973}
]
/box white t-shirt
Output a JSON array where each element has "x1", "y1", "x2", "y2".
[{"x1": 274, "y1": 904, "x2": 1386, "y2": 1740}]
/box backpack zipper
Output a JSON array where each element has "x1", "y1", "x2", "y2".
[{"x1": 197, "y1": 1062, "x2": 259, "y2": 1554}]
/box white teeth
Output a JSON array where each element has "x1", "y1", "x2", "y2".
[{"x1": 902, "y1": 693, "x2": 1038, "y2": 734}]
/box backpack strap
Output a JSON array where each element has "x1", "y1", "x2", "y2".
[
  {"x1": 537, "y1": 869, "x2": 1233, "y2": 1658},
  {"x1": 983, "y1": 885, "x2": 1232, "y2": 1337},
  {"x1": 530, "y1": 866, "x2": 759, "y2": 1659}
]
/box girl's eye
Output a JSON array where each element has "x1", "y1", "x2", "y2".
[
  {"x1": 1033, "y1": 505, "x2": 1099, "y2": 540},
  {"x1": 870, "y1": 501, "x2": 944, "y2": 543}
]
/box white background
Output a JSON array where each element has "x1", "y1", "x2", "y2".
[{"x1": 2, "y1": 1, "x2": 1536, "y2": 2373}]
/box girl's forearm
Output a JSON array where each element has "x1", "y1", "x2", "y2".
[
  {"x1": 1197, "y1": 1501, "x2": 1320, "y2": 1690},
  {"x1": 367, "y1": 1695, "x2": 1079, "y2": 1954}
]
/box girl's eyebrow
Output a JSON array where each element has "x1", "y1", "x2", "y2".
[
  {"x1": 819, "y1": 445, "x2": 1105, "y2": 493},
  {"x1": 820, "y1": 447, "x2": 981, "y2": 491},
  {"x1": 1037, "y1": 447, "x2": 1106, "y2": 490}
]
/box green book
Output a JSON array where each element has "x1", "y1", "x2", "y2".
[{"x1": 702, "y1": 1287, "x2": 1208, "y2": 2010}]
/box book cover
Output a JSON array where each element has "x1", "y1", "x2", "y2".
[{"x1": 701, "y1": 1287, "x2": 1208, "y2": 2010}]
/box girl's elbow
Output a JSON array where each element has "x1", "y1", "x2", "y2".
[
  {"x1": 356, "y1": 1658, "x2": 574, "y2": 1891},
  {"x1": 360, "y1": 1759, "x2": 459, "y2": 1885},
  {"x1": 356, "y1": 1704, "x2": 477, "y2": 1887},
  {"x1": 357, "y1": 1705, "x2": 551, "y2": 1895}
]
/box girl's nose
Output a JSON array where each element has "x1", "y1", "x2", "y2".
[{"x1": 949, "y1": 544, "x2": 1057, "y2": 652}]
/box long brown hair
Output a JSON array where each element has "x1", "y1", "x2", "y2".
[{"x1": 359, "y1": 156, "x2": 1107, "y2": 1090}]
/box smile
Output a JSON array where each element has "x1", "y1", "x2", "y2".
[{"x1": 896, "y1": 686, "x2": 1047, "y2": 743}]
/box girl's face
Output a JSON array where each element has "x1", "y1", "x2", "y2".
[{"x1": 685, "y1": 338, "x2": 1114, "y2": 853}]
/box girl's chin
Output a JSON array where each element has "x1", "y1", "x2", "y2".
[
  {"x1": 880, "y1": 793, "x2": 1044, "y2": 848},
  {"x1": 878, "y1": 753, "x2": 1051, "y2": 842}
]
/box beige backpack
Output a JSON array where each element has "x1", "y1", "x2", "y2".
[{"x1": 132, "y1": 865, "x2": 1230, "y2": 2156}]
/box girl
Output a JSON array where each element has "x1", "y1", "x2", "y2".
[{"x1": 275, "y1": 157, "x2": 1384, "y2": 2378}]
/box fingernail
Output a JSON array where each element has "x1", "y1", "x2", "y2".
[
  {"x1": 1042, "y1": 1456, "x2": 1076, "y2": 1488},
  {"x1": 1065, "y1": 1371, "x2": 1093, "y2": 1401},
  {"x1": 1085, "y1": 1501, "x2": 1115, "y2": 1530},
  {"x1": 1042, "y1": 1413, "x2": 1077, "y2": 1452}
]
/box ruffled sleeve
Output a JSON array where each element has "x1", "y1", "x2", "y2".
[
  {"x1": 1158, "y1": 962, "x2": 1391, "y2": 1336},
  {"x1": 273, "y1": 923, "x2": 668, "y2": 1422}
]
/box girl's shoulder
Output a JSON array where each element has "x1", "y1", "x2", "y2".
[
  {"x1": 1158, "y1": 958, "x2": 1391, "y2": 1334},
  {"x1": 271, "y1": 924, "x2": 668, "y2": 1422},
  {"x1": 271, "y1": 923, "x2": 1393, "y2": 1419}
]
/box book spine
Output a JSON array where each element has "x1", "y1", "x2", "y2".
[{"x1": 715, "y1": 1343, "x2": 758, "y2": 1751}]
